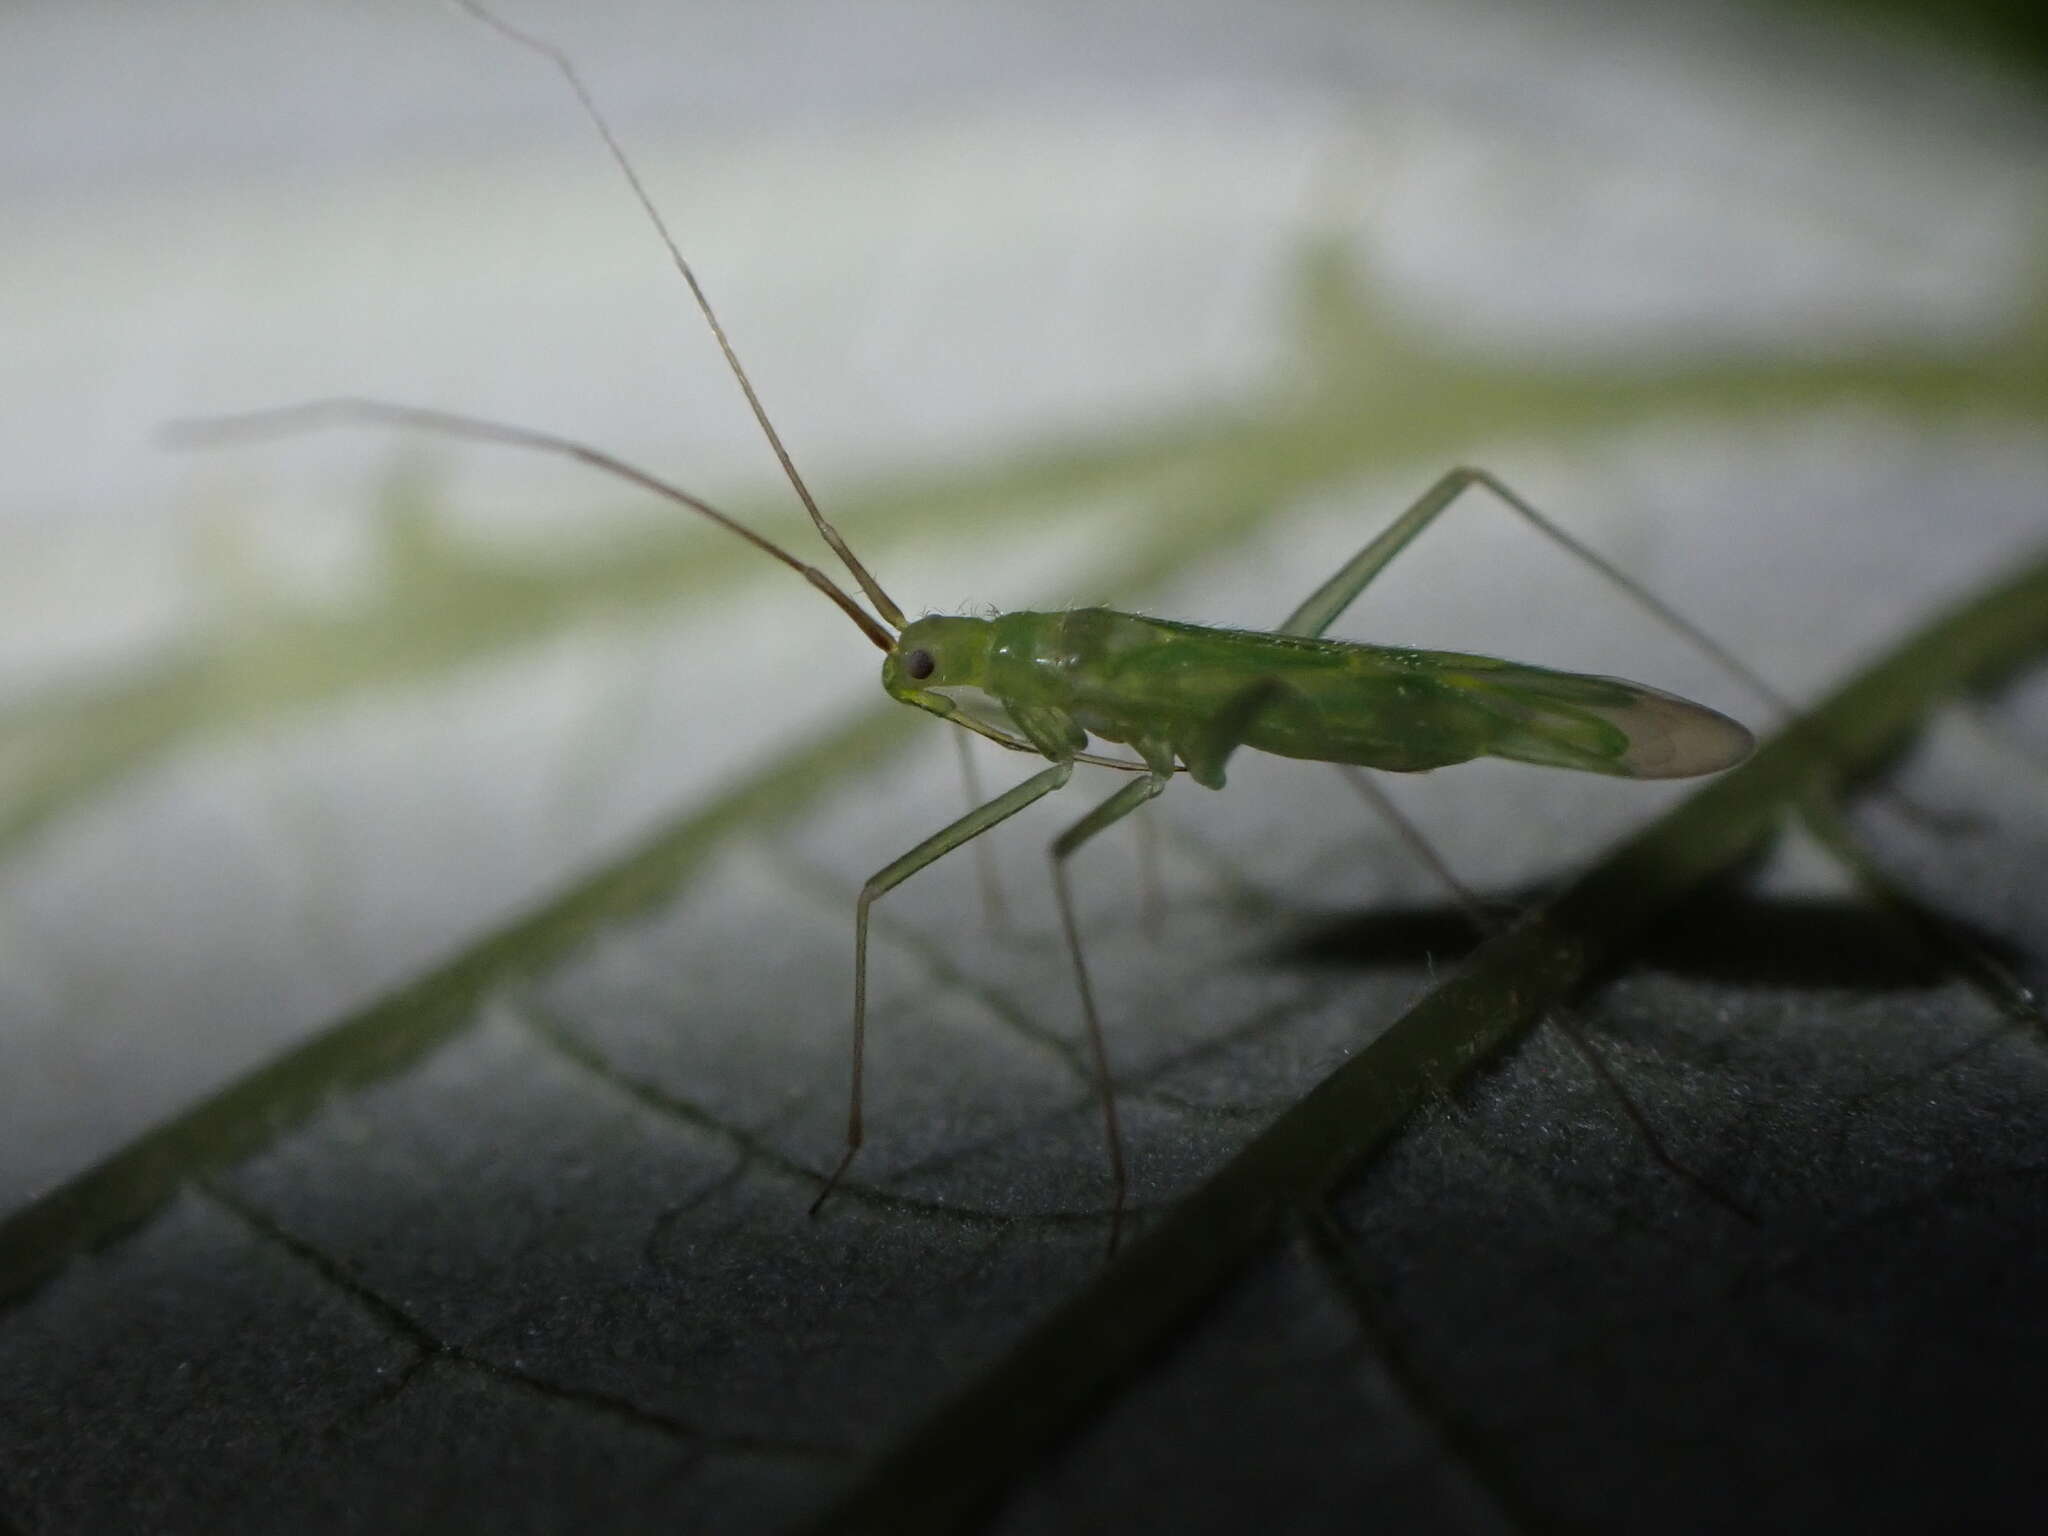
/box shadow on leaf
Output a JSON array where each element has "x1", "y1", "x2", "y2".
[{"x1": 1271, "y1": 882, "x2": 2007, "y2": 992}]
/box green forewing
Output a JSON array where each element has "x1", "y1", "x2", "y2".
[{"x1": 1026, "y1": 612, "x2": 1753, "y2": 783}]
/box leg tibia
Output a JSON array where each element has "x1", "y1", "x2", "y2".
[{"x1": 812, "y1": 758, "x2": 1075, "y2": 1218}]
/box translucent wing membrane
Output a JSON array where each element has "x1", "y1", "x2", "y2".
[{"x1": 1441, "y1": 661, "x2": 1755, "y2": 779}]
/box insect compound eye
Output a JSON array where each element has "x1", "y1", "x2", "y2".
[{"x1": 903, "y1": 648, "x2": 936, "y2": 681}]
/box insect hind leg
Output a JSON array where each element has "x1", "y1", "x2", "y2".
[
  {"x1": 1277, "y1": 467, "x2": 1784, "y2": 721},
  {"x1": 1341, "y1": 766, "x2": 1757, "y2": 1223}
]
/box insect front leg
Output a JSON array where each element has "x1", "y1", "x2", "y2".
[
  {"x1": 812, "y1": 758, "x2": 1075, "y2": 1218},
  {"x1": 951, "y1": 727, "x2": 1010, "y2": 931}
]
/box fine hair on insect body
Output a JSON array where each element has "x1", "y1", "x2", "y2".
[{"x1": 168, "y1": 0, "x2": 1770, "y2": 1256}]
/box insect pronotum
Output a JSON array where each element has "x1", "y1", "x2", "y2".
[{"x1": 170, "y1": 0, "x2": 1761, "y2": 1254}]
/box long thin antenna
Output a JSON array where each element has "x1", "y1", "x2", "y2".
[
  {"x1": 451, "y1": 0, "x2": 909, "y2": 633},
  {"x1": 163, "y1": 399, "x2": 896, "y2": 652}
]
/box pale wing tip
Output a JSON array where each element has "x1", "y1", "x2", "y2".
[{"x1": 1597, "y1": 688, "x2": 1757, "y2": 779}]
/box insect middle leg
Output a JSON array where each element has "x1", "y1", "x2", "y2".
[
  {"x1": 812, "y1": 758, "x2": 1074, "y2": 1216},
  {"x1": 1051, "y1": 701, "x2": 1276, "y2": 1253},
  {"x1": 1048, "y1": 764, "x2": 1174, "y2": 1255}
]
